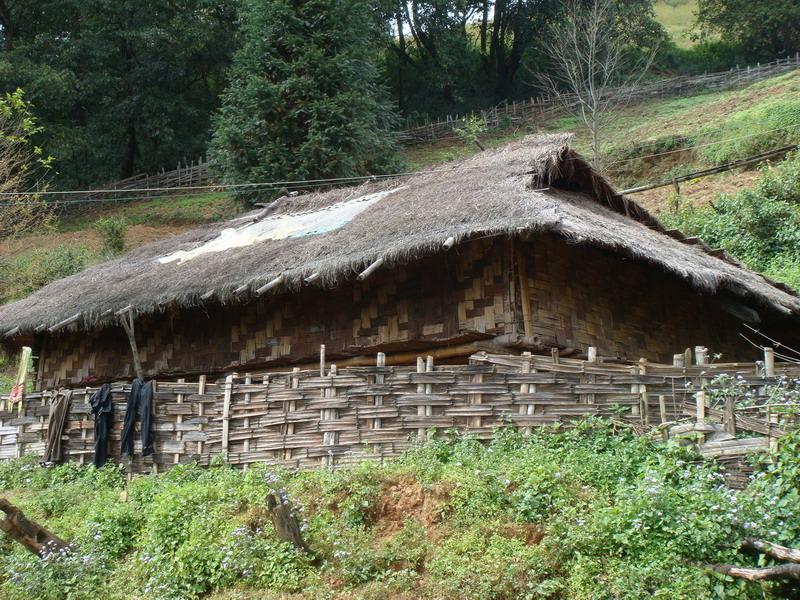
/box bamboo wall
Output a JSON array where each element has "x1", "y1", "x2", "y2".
[
  {"x1": 2, "y1": 352, "x2": 794, "y2": 473},
  {"x1": 36, "y1": 234, "x2": 788, "y2": 388}
]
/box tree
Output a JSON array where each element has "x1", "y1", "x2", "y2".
[
  {"x1": 0, "y1": 0, "x2": 238, "y2": 186},
  {"x1": 209, "y1": 0, "x2": 401, "y2": 197},
  {"x1": 695, "y1": 0, "x2": 800, "y2": 61},
  {"x1": 0, "y1": 88, "x2": 55, "y2": 239},
  {"x1": 476, "y1": 0, "x2": 561, "y2": 101},
  {"x1": 536, "y1": 0, "x2": 659, "y2": 168}
]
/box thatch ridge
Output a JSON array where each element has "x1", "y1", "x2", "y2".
[{"x1": 1, "y1": 133, "x2": 799, "y2": 336}]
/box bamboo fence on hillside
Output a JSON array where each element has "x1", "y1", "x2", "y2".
[
  {"x1": 0, "y1": 348, "x2": 795, "y2": 483},
  {"x1": 399, "y1": 53, "x2": 800, "y2": 144},
  {"x1": 51, "y1": 54, "x2": 800, "y2": 209}
]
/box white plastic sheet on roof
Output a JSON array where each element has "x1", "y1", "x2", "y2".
[{"x1": 158, "y1": 187, "x2": 402, "y2": 265}]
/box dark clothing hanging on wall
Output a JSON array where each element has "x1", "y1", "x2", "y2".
[
  {"x1": 42, "y1": 389, "x2": 73, "y2": 464},
  {"x1": 120, "y1": 378, "x2": 154, "y2": 458},
  {"x1": 90, "y1": 384, "x2": 112, "y2": 467}
]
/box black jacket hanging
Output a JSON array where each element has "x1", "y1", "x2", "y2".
[
  {"x1": 89, "y1": 384, "x2": 112, "y2": 468},
  {"x1": 120, "y1": 378, "x2": 154, "y2": 458}
]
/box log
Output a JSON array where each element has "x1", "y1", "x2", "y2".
[
  {"x1": 710, "y1": 563, "x2": 800, "y2": 581},
  {"x1": 741, "y1": 538, "x2": 800, "y2": 563},
  {"x1": 0, "y1": 498, "x2": 69, "y2": 556}
]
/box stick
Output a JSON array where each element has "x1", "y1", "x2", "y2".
[
  {"x1": 741, "y1": 539, "x2": 800, "y2": 563},
  {"x1": 0, "y1": 498, "x2": 69, "y2": 556},
  {"x1": 710, "y1": 563, "x2": 800, "y2": 581}
]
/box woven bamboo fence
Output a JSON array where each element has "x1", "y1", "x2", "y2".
[
  {"x1": 399, "y1": 53, "x2": 800, "y2": 144},
  {"x1": 61, "y1": 157, "x2": 211, "y2": 212},
  {"x1": 1, "y1": 349, "x2": 796, "y2": 476}
]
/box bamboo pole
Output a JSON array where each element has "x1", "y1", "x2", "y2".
[{"x1": 221, "y1": 374, "x2": 234, "y2": 458}]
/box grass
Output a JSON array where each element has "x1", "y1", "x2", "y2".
[
  {"x1": 403, "y1": 69, "x2": 800, "y2": 190},
  {"x1": 0, "y1": 192, "x2": 239, "y2": 303},
  {"x1": 57, "y1": 191, "x2": 238, "y2": 231},
  {"x1": 654, "y1": 0, "x2": 698, "y2": 49}
]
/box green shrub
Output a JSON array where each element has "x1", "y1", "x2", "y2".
[
  {"x1": 3, "y1": 420, "x2": 800, "y2": 599},
  {"x1": 2, "y1": 546, "x2": 111, "y2": 600},
  {"x1": 662, "y1": 151, "x2": 800, "y2": 290},
  {"x1": 0, "y1": 245, "x2": 91, "y2": 302},
  {"x1": 94, "y1": 217, "x2": 126, "y2": 256},
  {"x1": 427, "y1": 529, "x2": 554, "y2": 600}
]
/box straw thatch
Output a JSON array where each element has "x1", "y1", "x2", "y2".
[{"x1": 2, "y1": 133, "x2": 799, "y2": 336}]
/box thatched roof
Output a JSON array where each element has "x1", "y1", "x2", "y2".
[{"x1": 2, "y1": 133, "x2": 799, "y2": 337}]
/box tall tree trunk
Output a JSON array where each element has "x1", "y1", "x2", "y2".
[
  {"x1": 480, "y1": 0, "x2": 489, "y2": 55},
  {"x1": 395, "y1": 6, "x2": 407, "y2": 113}
]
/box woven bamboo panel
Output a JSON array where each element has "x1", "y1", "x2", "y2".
[
  {"x1": 40, "y1": 238, "x2": 515, "y2": 386},
  {"x1": 2, "y1": 352, "x2": 796, "y2": 473},
  {"x1": 523, "y1": 234, "x2": 754, "y2": 363}
]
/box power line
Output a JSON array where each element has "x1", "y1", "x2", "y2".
[
  {"x1": 3, "y1": 123, "x2": 799, "y2": 207},
  {"x1": 0, "y1": 164, "x2": 490, "y2": 198}
]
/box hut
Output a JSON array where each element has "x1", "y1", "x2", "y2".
[{"x1": 2, "y1": 134, "x2": 800, "y2": 388}]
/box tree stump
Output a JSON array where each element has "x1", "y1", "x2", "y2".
[{"x1": 266, "y1": 493, "x2": 314, "y2": 559}]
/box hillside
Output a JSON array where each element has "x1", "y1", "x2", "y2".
[{"x1": 2, "y1": 420, "x2": 799, "y2": 599}]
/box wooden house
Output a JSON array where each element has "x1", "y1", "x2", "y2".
[{"x1": 2, "y1": 134, "x2": 800, "y2": 388}]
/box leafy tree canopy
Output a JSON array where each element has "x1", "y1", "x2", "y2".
[
  {"x1": 695, "y1": 0, "x2": 800, "y2": 60},
  {"x1": 0, "y1": 0, "x2": 238, "y2": 187},
  {"x1": 209, "y1": 0, "x2": 401, "y2": 196}
]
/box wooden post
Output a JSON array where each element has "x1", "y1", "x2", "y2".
[
  {"x1": 373, "y1": 353, "x2": 385, "y2": 454},
  {"x1": 151, "y1": 379, "x2": 159, "y2": 474},
  {"x1": 673, "y1": 353, "x2": 685, "y2": 368},
  {"x1": 695, "y1": 346, "x2": 708, "y2": 366},
  {"x1": 118, "y1": 308, "x2": 144, "y2": 380},
  {"x1": 764, "y1": 348, "x2": 778, "y2": 450},
  {"x1": 373, "y1": 352, "x2": 386, "y2": 430},
  {"x1": 696, "y1": 390, "x2": 706, "y2": 443},
  {"x1": 424, "y1": 355, "x2": 434, "y2": 439},
  {"x1": 197, "y1": 374, "x2": 206, "y2": 455},
  {"x1": 319, "y1": 345, "x2": 325, "y2": 377},
  {"x1": 221, "y1": 374, "x2": 234, "y2": 459},
  {"x1": 516, "y1": 242, "x2": 533, "y2": 336},
  {"x1": 175, "y1": 378, "x2": 185, "y2": 464},
  {"x1": 80, "y1": 387, "x2": 88, "y2": 465},
  {"x1": 284, "y1": 368, "x2": 299, "y2": 461},
  {"x1": 638, "y1": 358, "x2": 649, "y2": 426},
  {"x1": 658, "y1": 394, "x2": 667, "y2": 425},
  {"x1": 322, "y1": 365, "x2": 338, "y2": 468},
  {"x1": 519, "y1": 351, "x2": 534, "y2": 431},
  {"x1": 723, "y1": 396, "x2": 737, "y2": 436},
  {"x1": 630, "y1": 363, "x2": 640, "y2": 418},
  {"x1": 551, "y1": 347, "x2": 560, "y2": 364},
  {"x1": 416, "y1": 357, "x2": 426, "y2": 440},
  {"x1": 243, "y1": 373, "x2": 252, "y2": 461},
  {"x1": 587, "y1": 346, "x2": 597, "y2": 363},
  {"x1": 0, "y1": 498, "x2": 69, "y2": 556},
  {"x1": 266, "y1": 494, "x2": 314, "y2": 558},
  {"x1": 764, "y1": 347, "x2": 775, "y2": 377}
]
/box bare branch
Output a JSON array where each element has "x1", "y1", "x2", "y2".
[{"x1": 534, "y1": 0, "x2": 658, "y2": 169}]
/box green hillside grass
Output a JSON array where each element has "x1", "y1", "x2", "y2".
[
  {"x1": 655, "y1": 0, "x2": 698, "y2": 49},
  {"x1": 2, "y1": 420, "x2": 799, "y2": 600},
  {"x1": 0, "y1": 193, "x2": 238, "y2": 304}
]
